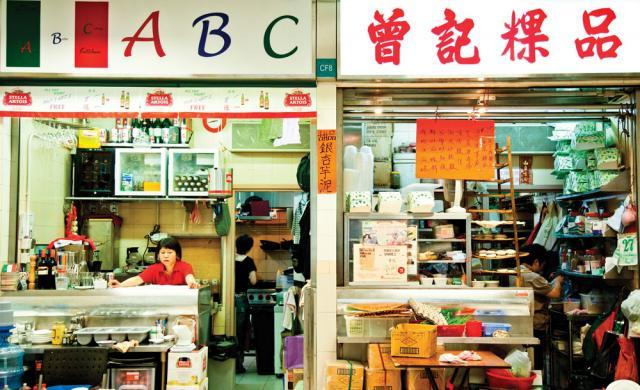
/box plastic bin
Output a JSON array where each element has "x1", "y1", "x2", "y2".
[
  {"x1": 345, "y1": 316, "x2": 411, "y2": 337},
  {"x1": 486, "y1": 369, "x2": 536, "y2": 390},
  {"x1": 465, "y1": 321, "x2": 483, "y2": 337},
  {"x1": 482, "y1": 323, "x2": 512, "y2": 337},
  {"x1": 436, "y1": 325, "x2": 465, "y2": 337}
]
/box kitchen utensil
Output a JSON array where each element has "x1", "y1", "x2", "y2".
[
  {"x1": 144, "y1": 247, "x2": 157, "y2": 265},
  {"x1": 126, "y1": 247, "x2": 142, "y2": 265},
  {"x1": 173, "y1": 324, "x2": 194, "y2": 346}
]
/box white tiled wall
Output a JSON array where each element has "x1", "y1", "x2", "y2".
[
  {"x1": 313, "y1": 82, "x2": 338, "y2": 390},
  {"x1": 0, "y1": 118, "x2": 12, "y2": 263}
]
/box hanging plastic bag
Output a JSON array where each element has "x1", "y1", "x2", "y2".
[
  {"x1": 614, "y1": 336, "x2": 638, "y2": 382},
  {"x1": 213, "y1": 202, "x2": 231, "y2": 236},
  {"x1": 504, "y1": 349, "x2": 531, "y2": 378}
]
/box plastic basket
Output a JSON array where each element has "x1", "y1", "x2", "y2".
[
  {"x1": 436, "y1": 325, "x2": 465, "y2": 337},
  {"x1": 345, "y1": 316, "x2": 410, "y2": 337},
  {"x1": 486, "y1": 369, "x2": 536, "y2": 390}
]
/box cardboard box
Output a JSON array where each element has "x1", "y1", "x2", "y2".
[
  {"x1": 167, "y1": 347, "x2": 208, "y2": 386},
  {"x1": 326, "y1": 360, "x2": 364, "y2": 390},
  {"x1": 166, "y1": 378, "x2": 208, "y2": 390},
  {"x1": 286, "y1": 368, "x2": 304, "y2": 389},
  {"x1": 367, "y1": 343, "x2": 395, "y2": 370},
  {"x1": 405, "y1": 368, "x2": 445, "y2": 390},
  {"x1": 390, "y1": 323, "x2": 437, "y2": 358},
  {"x1": 374, "y1": 161, "x2": 392, "y2": 187},
  {"x1": 365, "y1": 367, "x2": 402, "y2": 390},
  {"x1": 434, "y1": 224, "x2": 454, "y2": 239}
]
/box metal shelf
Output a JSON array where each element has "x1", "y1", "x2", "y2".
[
  {"x1": 345, "y1": 212, "x2": 470, "y2": 220},
  {"x1": 418, "y1": 260, "x2": 467, "y2": 264},
  {"x1": 555, "y1": 233, "x2": 615, "y2": 239},
  {"x1": 418, "y1": 238, "x2": 466, "y2": 243},
  {"x1": 337, "y1": 336, "x2": 539, "y2": 345},
  {"x1": 66, "y1": 196, "x2": 230, "y2": 202},
  {"x1": 101, "y1": 143, "x2": 190, "y2": 148}
]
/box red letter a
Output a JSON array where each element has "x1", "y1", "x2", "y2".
[{"x1": 122, "y1": 10, "x2": 166, "y2": 57}]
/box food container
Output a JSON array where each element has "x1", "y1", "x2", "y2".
[
  {"x1": 93, "y1": 328, "x2": 112, "y2": 342},
  {"x1": 345, "y1": 316, "x2": 410, "y2": 338},
  {"x1": 110, "y1": 329, "x2": 127, "y2": 342},
  {"x1": 433, "y1": 277, "x2": 447, "y2": 286},
  {"x1": 465, "y1": 321, "x2": 483, "y2": 337},
  {"x1": 580, "y1": 293, "x2": 606, "y2": 314},
  {"x1": 420, "y1": 276, "x2": 434, "y2": 286},
  {"x1": 483, "y1": 323, "x2": 512, "y2": 337},
  {"x1": 472, "y1": 280, "x2": 485, "y2": 288},
  {"x1": 485, "y1": 281, "x2": 500, "y2": 288},
  {"x1": 486, "y1": 369, "x2": 537, "y2": 390},
  {"x1": 436, "y1": 325, "x2": 465, "y2": 337},
  {"x1": 126, "y1": 327, "x2": 151, "y2": 342}
]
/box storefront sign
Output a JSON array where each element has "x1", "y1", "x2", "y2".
[
  {"x1": 416, "y1": 119, "x2": 495, "y2": 180},
  {"x1": 317, "y1": 129, "x2": 337, "y2": 194},
  {"x1": 340, "y1": 0, "x2": 640, "y2": 78},
  {"x1": 0, "y1": 86, "x2": 316, "y2": 118},
  {"x1": 1, "y1": 0, "x2": 312, "y2": 77}
]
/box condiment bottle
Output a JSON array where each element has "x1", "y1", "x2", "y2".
[{"x1": 28, "y1": 255, "x2": 36, "y2": 290}]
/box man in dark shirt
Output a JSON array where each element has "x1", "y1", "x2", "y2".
[{"x1": 235, "y1": 234, "x2": 257, "y2": 373}]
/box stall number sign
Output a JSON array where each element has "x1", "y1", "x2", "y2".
[
  {"x1": 340, "y1": 0, "x2": 640, "y2": 78},
  {"x1": 617, "y1": 234, "x2": 638, "y2": 266},
  {"x1": 416, "y1": 119, "x2": 495, "y2": 180}
]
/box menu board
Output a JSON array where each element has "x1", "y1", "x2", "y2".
[
  {"x1": 416, "y1": 119, "x2": 495, "y2": 180},
  {"x1": 353, "y1": 244, "x2": 408, "y2": 283}
]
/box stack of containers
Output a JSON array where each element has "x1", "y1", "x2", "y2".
[{"x1": 0, "y1": 302, "x2": 23, "y2": 389}]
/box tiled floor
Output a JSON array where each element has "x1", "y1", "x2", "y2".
[{"x1": 235, "y1": 356, "x2": 283, "y2": 390}]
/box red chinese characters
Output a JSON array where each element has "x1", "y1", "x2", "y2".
[
  {"x1": 575, "y1": 8, "x2": 622, "y2": 59},
  {"x1": 431, "y1": 8, "x2": 480, "y2": 65},
  {"x1": 368, "y1": 9, "x2": 411, "y2": 65},
  {"x1": 501, "y1": 9, "x2": 549, "y2": 63}
]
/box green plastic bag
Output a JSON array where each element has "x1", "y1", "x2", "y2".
[{"x1": 214, "y1": 202, "x2": 231, "y2": 236}]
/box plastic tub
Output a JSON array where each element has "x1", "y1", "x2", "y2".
[
  {"x1": 465, "y1": 321, "x2": 483, "y2": 337},
  {"x1": 482, "y1": 323, "x2": 512, "y2": 337},
  {"x1": 436, "y1": 325, "x2": 465, "y2": 337},
  {"x1": 486, "y1": 369, "x2": 536, "y2": 390},
  {"x1": 345, "y1": 316, "x2": 410, "y2": 337},
  {"x1": 0, "y1": 367, "x2": 23, "y2": 390},
  {"x1": 580, "y1": 293, "x2": 605, "y2": 314}
]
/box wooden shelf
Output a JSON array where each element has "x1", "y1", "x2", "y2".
[{"x1": 475, "y1": 252, "x2": 528, "y2": 261}]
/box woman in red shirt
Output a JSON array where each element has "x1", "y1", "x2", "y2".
[{"x1": 109, "y1": 237, "x2": 199, "y2": 288}]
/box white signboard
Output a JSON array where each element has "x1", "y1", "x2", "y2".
[
  {"x1": 1, "y1": 0, "x2": 312, "y2": 77},
  {"x1": 340, "y1": 0, "x2": 640, "y2": 78},
  {"x1": 353, "y1": 244, "x2": 408, "y2": 283}
]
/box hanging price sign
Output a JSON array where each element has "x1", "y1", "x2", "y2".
[{"x1": 617, "y1": 233, "x2": 638, "y2": 266}]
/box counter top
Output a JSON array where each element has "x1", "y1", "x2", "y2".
[{"x1": 22, "y1": 341, "x2": 175, "y2": 354}]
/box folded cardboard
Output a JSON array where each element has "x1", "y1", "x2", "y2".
[
  {"x1": 167, "y1": 347, "x2": 208, "y2": 386},
  {"x1": 326, "y1": 360, "x2": 365, "y2": 390},
  {"x1": 405, "y1": 368, "x2": 445, "y2": 390},
  {"x1": 390, "y1": 323, "x2": 437, "y2": 358},
  {"x1": 365, "y1": 367, "x2": 402, "y2": 390}
]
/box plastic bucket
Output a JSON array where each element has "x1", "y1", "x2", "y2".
[{"x1": 486, "y1": 369, "x2": 536, "y2": 390}]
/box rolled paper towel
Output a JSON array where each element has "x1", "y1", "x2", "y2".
[
  {"x1": 343, "y1": 145, "x2": 358, "y2": 170},
  {"x1": 343, "y1": 168, "x2": 359, "y2": 193}
]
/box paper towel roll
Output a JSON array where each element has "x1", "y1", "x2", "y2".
[{"x1": 344, "y1": 145, "x2": 358, "y2": 170}]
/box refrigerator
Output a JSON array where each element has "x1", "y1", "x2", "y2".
[
  {"x1": 72, "y1": 149, "x2": 115, "y2": 196},
  {"x1": 115, "y1": 148, "x2": 167, "y2": 196},
  {"x1": 168, "y1": 149, "x2": 218, "y2": 197}
]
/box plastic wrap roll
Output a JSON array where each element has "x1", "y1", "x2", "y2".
[
  {"x1": 343, "y1": 145, "x2": 358, "y2": 170},
  {"x1": 343, "y1": 168, "x2": 359, "y2": 193}
]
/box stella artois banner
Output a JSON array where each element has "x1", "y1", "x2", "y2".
[
  {"x1": 0, "y1": 86, "x2": 315, "y2": 118},
  {"x1": 1, "y1": 0, "x2": 312, "y2": 77}
]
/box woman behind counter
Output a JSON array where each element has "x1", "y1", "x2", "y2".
[{"x1": 109, "y1": 237, "x2": 199, "y2": 289}]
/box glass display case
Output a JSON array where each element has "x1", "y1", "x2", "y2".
[
  {"x1": 168, "y1": 149, "x2": 218, "y2": 197},
  {"x1": 343, "y1": 213, "x2": 471, "y2": 286},
  {"x1": 115, "y1": 149, "x2": 166, "y2": 196}
]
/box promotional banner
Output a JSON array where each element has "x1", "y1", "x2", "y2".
[
  {"x1": 340, "y1": 0, "x2": 640, "y2": 78},
  {"x1": 0, "y1": 86, "x2": 315, "y2": 118},
  {"x1": 1, "y1": 0, "x2": 312, "y2": 77},
  {"x1": 416, "y1": 119, "x2": 495, "y2": 180}
]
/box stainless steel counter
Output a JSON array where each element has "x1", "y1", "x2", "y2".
[{"x1": 22, "y1": 341, "x2": 175, "y2": 354}]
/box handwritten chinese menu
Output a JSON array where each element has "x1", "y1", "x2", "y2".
[
  {"x1": 416, "y1": 119, "x2": 495, "y2": 180},
  {"x1": 317, "y1": 130, "x2": 337, "y2": 193}
]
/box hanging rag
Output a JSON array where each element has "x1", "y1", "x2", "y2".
[
  {"x1": 534, "y1": 201, "x2": 559, "y2": 250},
  {"x1": 299, "y1": 281, "x2": 311, "y2": 325},
  {"x1": 283, "y1": 286, "x2": 298, "y2": 331},
  {"x1": 526, "y1": 203, "x2": 547, "y2": 246},
  {"x1": 273, "y1": 118, "x2": 301, "y2": 147},
  {"x1": 292, "y1": 193, "x2": 309, "y2": 244}
]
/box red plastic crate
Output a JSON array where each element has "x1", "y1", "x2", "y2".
[
  {"x1": 486, "y1": 369, "x2": 536, "y2": 390},
  {"x1": 436, "y1": 324, "x2": 465, "y2": 337}
]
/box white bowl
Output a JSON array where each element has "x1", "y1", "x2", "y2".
[
  {"x1": 472, "y1": 280, "x2": 485, "y2": 288},
  {"x1": 420, "y1": 277, "x2": 434, "y2": 286},
  {"x1": 76, "y1": 334, "x2": 93, "y2": 345},
  {"x1": 485, "y1": 281, "x2": 500, "y2": 287},
  {"x1": 433, "y1": 278, "x2": 448, "y2": 286}
]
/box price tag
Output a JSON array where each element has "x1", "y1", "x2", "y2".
[{"x1": 617, "y1": 234, "x2": 638, "y2": 266}]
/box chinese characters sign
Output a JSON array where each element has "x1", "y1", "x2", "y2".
[
  {"x1": 416, "y1": 120, "x2": 495, "y2": 180},
  {"x1": 1, "y1": 0, "x2": 312, "y2": 77},
  {"x1": 317, "y1": 130, "x2": 337, "y2": 194},
  {"x1": 340, "y1": 0, "x2": 640, "y2": 78}
]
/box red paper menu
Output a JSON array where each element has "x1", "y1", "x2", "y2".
[{"x1": 416, "y1": 119, "x2": 495, "y2": 180}]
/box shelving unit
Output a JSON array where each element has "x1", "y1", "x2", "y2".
[
  {"x1": 468, "y1": 137, "x2": 524, "y2": 286},
  {"x1": 343, "y1": 212, "x2": 471, "y2": 286}
]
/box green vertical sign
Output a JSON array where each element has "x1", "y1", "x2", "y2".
[{"x1": 7, "y1": 0, "x2": 41, "y2": 67}]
